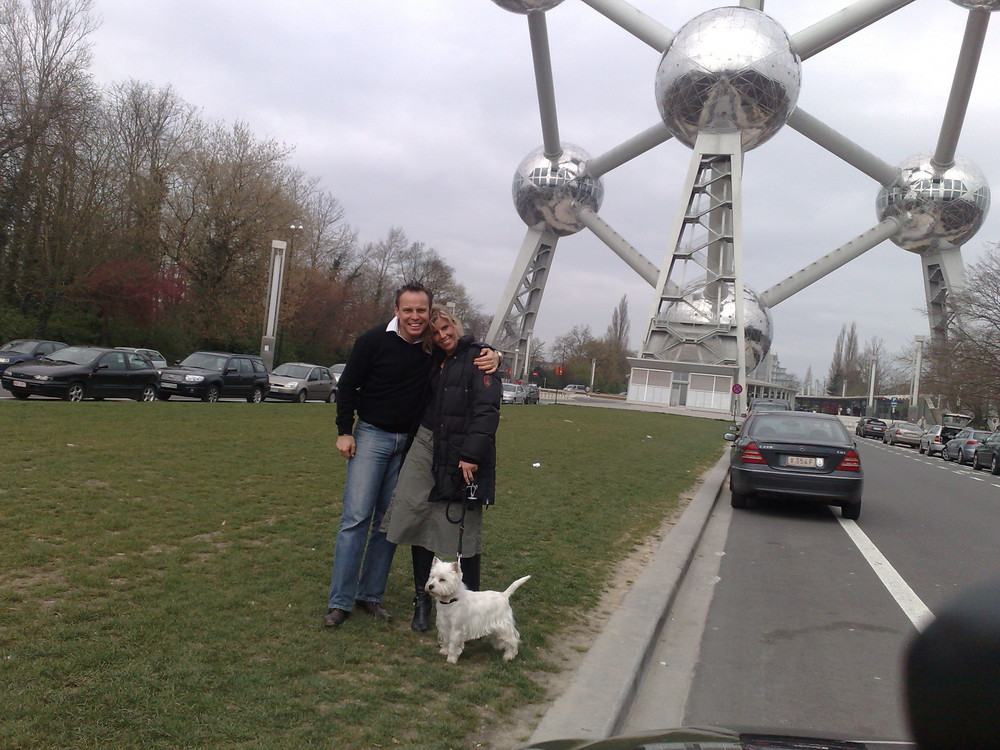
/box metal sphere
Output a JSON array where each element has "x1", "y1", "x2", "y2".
[
  {"x1": 660, "y1": 280, "x2": 772, "y2": 371},
  {"x1": 512, "y1": 144, "x2": 604, "y2": 236},
  {"x1": 876, "y1": 154, "x2": 991, "y2": 253},
  {"x1": 655, "y1": 7, "x2": 801, "y2": 151},
  {"x1": 948, "y1": 0, "x2": 1000, "y2": 10},
  {"x1": 491, "y1": 0, "x2": 564, "y2": 13}
]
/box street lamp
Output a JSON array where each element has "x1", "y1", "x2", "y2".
[
  {"x1": 911, "y1": 335, "x2": 926, "y2": 423},
  {"x1": 260, "y1": 224, "x2": 303, "y2": 371}
]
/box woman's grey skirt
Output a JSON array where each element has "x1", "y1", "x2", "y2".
[{"x1": 381, "y1": 425, "x2": 482, "y2": 556}]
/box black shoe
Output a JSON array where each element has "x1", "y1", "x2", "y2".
[
  {"x1": 355, "y1": 600, "x2": 393, "y2": 621},
  {"x1": 411, "y1": 592, "x2": 432, "y2": 632},
  {"x1": 322, "y1": 608, "x2": 350, "y2": 627}
]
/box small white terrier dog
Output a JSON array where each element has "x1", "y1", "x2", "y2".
[{"x1": 424, "y1": 556, "x2": 530, "y2": 664}]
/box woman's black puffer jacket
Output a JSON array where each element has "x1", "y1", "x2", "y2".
[{"x1": 426, "y1": 335, "x2": 502, "y2": 505}]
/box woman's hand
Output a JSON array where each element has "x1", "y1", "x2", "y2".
[{"x1": 459, "y1": 460, "x2": 478, "y2": 485}]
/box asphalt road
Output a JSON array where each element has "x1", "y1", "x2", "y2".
[{"x1": 625, "y1": 436, "x2": 1000, "y2": 742}]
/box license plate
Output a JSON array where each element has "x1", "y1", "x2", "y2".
[
  {"x1": 786, "y1": 455, "x2": 819, "y2": 468},
  {"x1": 13, "y1": 380, "x2": 26, "y2": 388},
  {"x1": 161, "y1": 382, "x2": 177, "y2": 389}
]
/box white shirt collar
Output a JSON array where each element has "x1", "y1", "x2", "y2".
[{"x1": 386, "y1": 317, "x2": 419, "y2": 344}]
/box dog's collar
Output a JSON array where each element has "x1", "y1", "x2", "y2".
[{"x1": 439, "y1": 598, "x2": 458, "y2": 605}]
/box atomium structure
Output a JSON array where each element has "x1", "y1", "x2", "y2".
[{"x1": 483, "y1": 0, "x2": 996, "y2": 414}]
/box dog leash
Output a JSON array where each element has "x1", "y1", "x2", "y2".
[{"x1": 446, "y1": 482, "x2": 478, "y2": 560}]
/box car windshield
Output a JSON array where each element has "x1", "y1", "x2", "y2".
[
  {"x1": 896, "y1": 423, "x2": 920, "y2": 431},
  {"x1": 1, "y1": 339, "x2": 38, "y2": 352},
  {"x1": 179, "y1": 352, "x2": 229, "y2": 371},
  {"x1": 273, "y1": 364, "x2": 311, "y2": 378},
  {"x1": 749, "y1": 414, "x2": 849, "y2": 443},
  {"x1": 503, "y1": 384, "x2": 518, "y2": 392},
  {"x1": 970, "y1": 430, "x2": 992, "y2": 440},
  {"x1": 43, "y1": 346, "x2": 99, "y2": 365}
]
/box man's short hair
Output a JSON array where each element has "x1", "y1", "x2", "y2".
[{"x1": 394, "y1": 282, "x2": 433, "y2": 308}]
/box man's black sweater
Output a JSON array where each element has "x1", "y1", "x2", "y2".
[{"x1": 335, "y1": 323, "x2": 432, "y2": 436}]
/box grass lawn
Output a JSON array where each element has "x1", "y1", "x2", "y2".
[{"x1": 0, "y1": 400, "x2": 726, "y2": 749}]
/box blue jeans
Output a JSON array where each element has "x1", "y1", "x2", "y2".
[{"x1": 326, "y1": 421, "x2": 408, "y2": 611}]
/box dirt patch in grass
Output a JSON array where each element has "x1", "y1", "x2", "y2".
[{"x1": 469, "y1": 488, "x2": 697, "y2": 749}]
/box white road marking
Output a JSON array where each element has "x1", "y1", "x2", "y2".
[{"x1": 834, "y1": 513, "x2": 934, "y2": 632}]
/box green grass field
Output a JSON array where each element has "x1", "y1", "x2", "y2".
[{"x1": 0, "y1": 401, "x2": 725, "y2": 749}]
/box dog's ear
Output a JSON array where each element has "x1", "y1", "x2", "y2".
[
  {"x1": 432, "y1": 556, "x2": 441, "y2": 566},
  {"x1": 451, "y1": 561, "x2": 461, "y2": 574}
]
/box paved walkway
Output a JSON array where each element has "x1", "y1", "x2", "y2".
[{"x1": 527, "y1": 452, "x2": 730, "y2": 744}]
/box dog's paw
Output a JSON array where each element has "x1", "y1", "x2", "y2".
[{"x1": 446, "y1": 654, "x2": 459, "y2": 664}]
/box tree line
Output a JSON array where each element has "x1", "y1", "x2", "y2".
[{"x1": 0, "y1": 0, "x2": 487, "y2": 366}]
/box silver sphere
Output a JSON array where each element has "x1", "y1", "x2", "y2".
[
  {"x1": 491, "y1": 0, "x2": 564, "y2": 13},
  {"x1": 659, "y1": 280, "x2": 772, "y2": 372},
  {"x1": 655, "y1": 7, "x2": 801, "y2": 151},
  {"x1": 876, "y1": 154, "x2": 991, "y2": 253},
  {"x1": 948, "y1": 0, "x2": 1000, "y2": 10},
  {"x1": 512, "y1": 144, "x2": 604, "y2": 236}
]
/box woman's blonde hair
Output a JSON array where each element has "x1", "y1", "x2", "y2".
[{"x1": 423, "y1": 306, "x2": 464, "y2": 354}]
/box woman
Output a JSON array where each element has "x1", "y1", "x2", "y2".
[{"x1": 381, "y1": 307, "x2": 503, "y2": 632}]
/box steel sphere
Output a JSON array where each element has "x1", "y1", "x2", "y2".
[
  {"x1": 876, "y1": 154, "x2": 991, "y2": 253},
  {"x1": 491, "y1": 0, "x2": 564, "y2": 13},
  {"x1": 660, "y1": 280, "x2": 772, "y2": 371},
  {"x1": 655, "y1": 7, "x2": 801, "y2": 151},
  {"x1": 512, "y1": 144, "x2": 604, "y2": 236},
  {"x1": 948, "y1": 0, "x2": 1000, "y2": 10}
]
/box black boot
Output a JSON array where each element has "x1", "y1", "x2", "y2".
[
  {"x1": 411, "y1": 546, "x2": 435, "y2": 632},
  {"x1": 461, "y1": 554, "x2": 481, "y2": 592},
  {"x1": 411, "y1": 590, "x2": 432, "y2": 632}
]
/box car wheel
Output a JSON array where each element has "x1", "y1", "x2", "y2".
[
  {"x1": 137, "y1": 385, "x2": 157, "y2": 402},
  {"x1": 203, "y1": 385, "x2": 221, "y2": 402},
  {"x1": 992, "y1": 455, "x2": 1000, "y2": 476},
  {"x1": 958, "y1": 452, "x2": 969, "y2": 466},
  {"x1": 841, "y1": 502, "x2": 862, "y2": 520},
  {"x1": 918, "y1": 444, "x2": 925, "y2": 455},
  {"x1": 65, "y1": 382, "x2": 85, "y2": 402},
  {"x1": 327, "y1": 390, "x2": 335, "y2": 403},
  {"x1": 730, "y1": 491, "x2": 749, "y2": 509},
  {"x1": 248, "y1": 386, "x2": 265, "y2": 404},
  {"x1": 296, "y1": 390, "x2": 308, "y2": 403}
]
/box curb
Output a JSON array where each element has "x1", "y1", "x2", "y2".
[{"x1": 527, "y1": 452, "x2": 729, "y2": 744}]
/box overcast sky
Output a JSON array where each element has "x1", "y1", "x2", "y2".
[{"x1": 87, "y1": 0, "x2": 1000, "y2": 382}]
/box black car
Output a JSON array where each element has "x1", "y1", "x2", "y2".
[
  {"x1": 725, "y1": 411, "x2": 863, "y2": 520},
  {"x1": 524, "y1": 384, "x2": 540, "y2": 404},
  {"x1": 1, "y1": 346, "x2": 159, "y2": 401},
  {"x1": 972, "y1": 430, "x2": 1000, "y2": 473},
  {"x1": 0, "y1": 338, "x2": 68, "y2": 374},
  {"x1": 856, "y1": 417, "x2": 887, "y2": 439},
  {"x1": 158, "y1": 351, "x2": 269, "y2": 402}
]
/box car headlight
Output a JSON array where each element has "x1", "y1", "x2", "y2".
[
  {"x1": 0, "y1": 357, "x2": 9, "y2": 363},
  {"x1": 184, "y1": 374, "x2": 205, "y2": 383},
  {"x1": 283, "y1": 381, "x2": 298, "y2": 388}
]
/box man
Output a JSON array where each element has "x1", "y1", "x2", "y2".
[{"x1": 323, "y1": 283, "x2": 499, "y2": 627}]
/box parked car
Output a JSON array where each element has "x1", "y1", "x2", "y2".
[
  {"x1": 330, "y1": 363, "x2": 347, "y2": 401},
  {"x1": 724, "y1": 410, "x2": 863, "y2": 520},
  {"x1": 942, "y1": 427, "x2": 993, "y2": 465},
  {"x1": 523, "y1": 383, "x2": 540, "y2": 404},
  {"x1": 882, "y1": 421, "x2": 923, "y2": 447},
  {"x1": 855, "y1": 417, "x2": 887, "y2": 439},
  {"x1": 267, "y1": 362, "x2": 335, "y2": 402},
  {"x1": 0, "y1": 339, "x2": 68, "y2": 374},
  {"x1": 501, "y1": 382, "x2": 527, "y2": 404},
  {"x1": 748, "y1": 397, "x2": 791, "y2": 414},
  {"x1": 918, "y1": 424, "x2": 962, "y2": 456},
  {"x1": 1, "y1": 346, "x2": 158, "y2": 401},
  {"x1": 563, "y1": 384, "x2": 587, "y2": 393},
  {"x1": 158, "y1": 351, "x2": 269, "y2": 402},
  {"x1": 115, "y1": 347, "x2": 168, "y2": 371},
  {"x1": 972, "y1": 430, "x2": 1000, "y2": 473}
]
